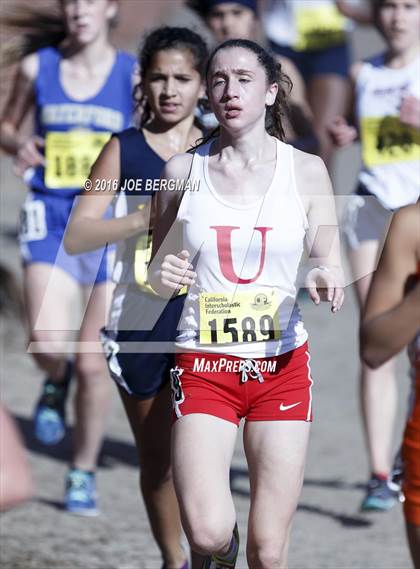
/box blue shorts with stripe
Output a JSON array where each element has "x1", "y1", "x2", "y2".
[
  {"x1": 101, "y1": 286, "x2": 186, "y2": 400},
  {"x1": 19, "y1": 191, "x2": 112, "y2": 285}
]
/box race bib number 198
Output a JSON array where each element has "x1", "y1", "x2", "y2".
[
  {"x1": 45, "y1": 131, "x2": 110, "y2": 188},
  {"x1": 199, "y1": 289, "x2": 280, "y2": 345}
]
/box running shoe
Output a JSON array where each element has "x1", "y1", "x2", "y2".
[
  {"x1": 33, "y1": 362, "x2": 72, "y2": 445},
  {"x1": 201, "y1": 523, "x2": 239, "y2": 569},
  {"x1": 390, "y1": 447, "x2": 404, "y2": 491},
  {"x1": 64, "y1": 468, "x2": 99, "y2": 516},
  {"x1": 360, "y1": 474, "x2": 401, "y2": 512}
]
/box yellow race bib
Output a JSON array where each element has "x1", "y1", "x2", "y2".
[
  {"x1": 134, "y1": 231, "x2": 187, "y2": 297},
  {"x1": 134, "y1": 231, "x2": 157, "y2": 295},
  {"x1": 294, "y1": 5, "x2": 346, "y2": 51},
  {"x1": 361, "y1": 116, "x2": 420, "y2": 168},
  {"x1": 45, "y1": 130, "x2": 110, "y2": 188},
  {"x1": 199, "y1": 289, "x2": 280, "y2": 345}
]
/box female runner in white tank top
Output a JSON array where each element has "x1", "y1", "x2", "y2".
[
  {"x1": 149, "y1": 39, "x2": 344, "y2": 568},
  {"x1": 329, "y1": 0, "x2": 420, "y2": 512}
]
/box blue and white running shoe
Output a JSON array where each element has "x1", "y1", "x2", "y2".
[
  {"x1": 64, "y1": 468, "x2": 99, "y2": 516},
  {"x1": 360, "y1": 474, "x2": 402, "y2": 512},
  {"x1": 34, "y1": 384, "x2": 67, "y2": 445},
  {"x1": 33, "y1": 362, "x2": 72, "y2": 445}
]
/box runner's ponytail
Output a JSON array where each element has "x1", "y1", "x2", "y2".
[
  {"x1": 1, "y1": 5, "x2": 65, "y2": 65},
  {"x1": 1, "y1": 1, "x2": 119, "y2": 66},
  {"x1": 265, "y1": 60, "x2": 291, "y2": 141}
]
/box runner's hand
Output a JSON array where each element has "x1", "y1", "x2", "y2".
[
  {"x1": 13, "y1": 136, "x2": 45, "y2": 176},
  {"x1": 400, "y1": 96, "x2": 420, "y2": 129},
  {"x1": 328, "y1": 117, "x2": 357, "y2": 147},
  {"x1": 305, "y1": 267, "x2": 345, "y2": 313},
  {"x1": 160, "y1": 250, "x2": 196, "y2": 291}
]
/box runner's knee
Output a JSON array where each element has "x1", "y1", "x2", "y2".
[
  {"x1": 29, "y1": 330, "x2": 67, "y2": 371},
  {"x1": 75, "y1": 353, "x2": 108, "y2": 384},
  {"x1": 29, "y1": 329, "x2": 67, "y2": 354},
  {"x1": 247, "y1": 537, "x2": 288, "y2": 569},
  {"x1": 139, "y1": 446, "x2": 172, "y2": 486},
  {"x1": 188, "y1": 522, "x2": 232, "y2": 557}
]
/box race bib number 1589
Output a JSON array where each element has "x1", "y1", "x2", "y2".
[{"x1": 199, "y1": 289, "x2": 280, "y2": 345}]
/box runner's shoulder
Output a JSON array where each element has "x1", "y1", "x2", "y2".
[
  {"x1": 20, "y1": 52, "x2": 39, "y2": 82},
  {"x1": 293, "y1": 146, "x2": 326, "y2": 171},
  {"x1": 162, "y1": 152, "x2": 194, "y2": 181},
  {"x1": 292, "y1": 148, "x2": 331, "y2": 197},
  {"x1": 391, "y1": 203, "x2": 420, "y2": 245}
]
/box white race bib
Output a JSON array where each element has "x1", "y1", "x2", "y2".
[{"x1": 20, "y1": 199, "x2": 47, "y2": 242}]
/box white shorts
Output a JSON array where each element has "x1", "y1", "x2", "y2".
[{"x1": 341, "y1": 188, "x2": 393, "y2": 251}]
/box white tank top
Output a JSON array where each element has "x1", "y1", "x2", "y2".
[
  {"x1": 175, "y1": 138, "x2": 309, "y2": 358},
  {"x1": 263, "y1": 0, "x2": 352, "y2": 52},
  {"x1": 356, "y1": 53, "x2": 420, "y2": 210}
]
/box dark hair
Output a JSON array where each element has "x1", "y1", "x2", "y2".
[
  {"x1": 1, "y1": 5, "x2": 65, "y2": 64},
  {"x1": 134, "y1": 27, "x2": 209, "y2": 127},
  {"x1": 203, "y1": 38, "x2": 292, "y2": 142},
  {"x1": 373, "y1": 0, "x2": 420, "y2": 23},
  {"x1": 1, "y1": 1, "x2": 118, "y2": 65},
  {"x1": 187, "y1": 0, "x2": 257, "y2": 18},
  {"x1": 373, "y1": 0, "x2": 388, "y2": 22}
]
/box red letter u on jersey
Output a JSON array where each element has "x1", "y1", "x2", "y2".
[{"x1": 210, "y1": 226, "x2": 272, "y2": 284}]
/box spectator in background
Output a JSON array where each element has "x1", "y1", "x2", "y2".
[
  {"x1": 261, "y1": 0, "x2": 370, "y2": 168},
  {"x1": 188, "y1": 0, "x2": 319, "y2": 153},
  {"x1": 329, "y1": 0, "x2": 420, "y2": 511}
]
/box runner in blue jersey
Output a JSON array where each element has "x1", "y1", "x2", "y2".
[
  {"x1": 0, "y1": 0, "x2": 136, "y2": 515},
  {"x1": 65, "y1": 27, "x2": 208, "y2": 569}
]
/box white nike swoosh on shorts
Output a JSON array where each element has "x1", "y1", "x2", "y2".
[{"x1": 279, "y1": 402, "x2": 301, "y2": 411}]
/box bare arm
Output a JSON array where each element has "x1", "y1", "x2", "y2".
[
  {"x1": 0, "y1": 54, "x2": 38, "y2": 154},
  {"x1": 295, "y1": 151, "x2": 345, "y2": 312},
  {"x1": 0, "y1": 54, "x2": 47, "y2": 176},
  {"x1": 328, "y1": 62, "x2": 362, "y2": 147},
  {"x1": 148, "y1": 153, "x2": 196, "y2": 298},
  {"x1": 335, "y1": 0, "x2": 373, "y2": 24},
  {"x1": 361, "y1": 205, "x2": 420, "y2": 369},
  {"x1": 64, "y1": 136, "x2": 150, "y2": 254}
]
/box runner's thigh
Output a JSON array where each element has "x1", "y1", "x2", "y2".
[
  {"x1": 172, "y1": 414, "x2": 237, "y2": 530},
  {"x1": 244, "y1": 421, "x2": 311, "y2": 535}
]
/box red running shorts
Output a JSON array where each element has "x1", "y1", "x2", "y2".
[
  {"x1": 402, "y1": 367, "x2": 420, "y2": 526},
  {"x1": 169, "y1": 342, "x2": 313, "y2": 425}
]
